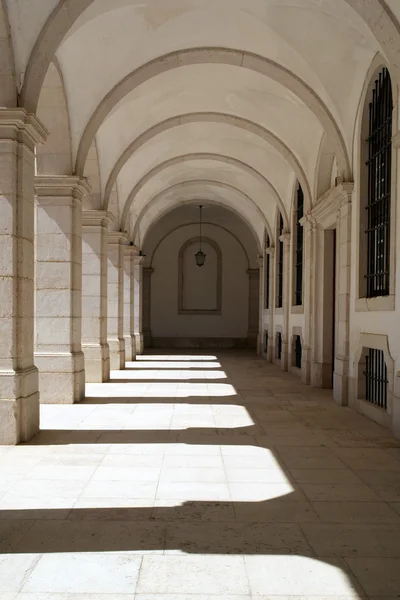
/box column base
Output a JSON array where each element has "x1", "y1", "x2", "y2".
[
  {"x1": 135, "y1": 333, "x2": 144, "y2": 355},
  {"x1": 82, "y1": 343, "x2": 110, "y2": 383},
  {"x1": 108, "y1": 338, "x2": 125, "y2": 370},
  {"x1": 311, "y1": 361, "x2": 334, "y2": 389},
  {"x1": 333, "y1": 357, "x2": 349, "y2": 406},
  {"x1": 0, "y1": 366, "x2": 40, "y2": 444},
  {"x1": 35, "y1": 351, "x2": 85, "y2": 404}
]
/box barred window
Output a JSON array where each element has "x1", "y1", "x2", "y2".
[
  {"x1": 265, "y1": 235, "x2": 270, "y2": 310},
  {"x1": 276, "y1": 332, "x2": 282, "y2": 360},
  {"x1": 294, "y1": 184, "x2": 304, "y2": 306},
  {"x1": 276, "y1": 213, "x2": 284, "y2": 308},
  {"x1": 363, "y1": 348, "x2": 388, "y2": 410},
  {"x1": 294, "y1": 335, "x2": 302, "y2": 369},
  {"x1": 365, "y1": 67, "x2": 393, "y2": 298}
]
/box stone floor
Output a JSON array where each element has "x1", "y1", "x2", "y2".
[{"x1": 1, "y1": 351, "x2": 400, "y2": 599}]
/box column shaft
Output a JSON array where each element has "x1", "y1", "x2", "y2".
[
  {"x1": 267, "y1": 247, "x2": 275, "y2": 362},
  {"x1": 108, "y1": 233, "x2": 127, "y2": 370},
  {"x1": 247, "y1": 268, "x2": 260, "y2": 348},
  {"x1": 281, "y1": 233, "x2": 291, "y2": 370},
  {"x1": 123, "y1": 246, "x2": 137, "y2": 362},
  {"x1": 133, "y1": 256, "x2": 144, "y2": 355},
  {"x1": 0, "y1": 110, "x2": 47, "y2": 443},
  {"x1": 35, "y1": 176, "x2": 89, "y2": 404},
  {"x1": 143, "y1": 267, "x2": 153, "y2": 348},
  {"x1": 82, "y1": 211, "x2": 112, "y2": 382}
]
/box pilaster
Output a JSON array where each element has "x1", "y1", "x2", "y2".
[
  {"x1": 0, "y1": 109, "x2": 47, "y2": 443},
  {"x1": 124, "y1": 245, "x2": 139, "y2": 362},
  {"x1": 133, "y1": 255, "x2": 145, "y2": 355},
  {"x1": 143, "y1": 267, "x2": 154, "y2": 348},
  {"x1": 34, "y1": 175, "x2": 90, "y2": 404},
  {"x1": 108, "y1": 232, "x2": 128, "y2": 370},
  {"x1": 300, "y1": 216, "x2": 316, "y2": 385},
  {"x1": 247, "y1": 268, "x2": 260, "y2": 349},
  {"x1": 82, "y1": 210, "x2": 113, "y2": 382},
  {"x1": 266, "y1": 246, "x2": 275, "y2": 362},
  {"x1": 281, "y1": 232, "x2": 291, "y2": 370}
]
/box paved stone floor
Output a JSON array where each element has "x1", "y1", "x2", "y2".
[{"x1": 1, "y1": 351, "x2": 400, "y2": 599}]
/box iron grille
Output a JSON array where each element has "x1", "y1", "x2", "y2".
[
  {"x1": 363, "y1": 348, "x2": 388, "y2": 410},
  {"x1": 276, "y1": 332, "x2": 282, "y2": 360},
  {"x1": 295, "y1": 185, "x2": 304, "y2": 306},
  {"x1": 265, "y1": 253, "x2": 270, "y2": 309},
  {"x1": 294, "y1": 335, "x2": 302, "y2": 369},
  {"x1": 277, "y1": 213, "x2": 284, "y2": 308},
  {"x1": 264, "y1": 331, "x2": 269, "y2": 352},
  {"x1": 365, "y1": 67, "x2": 393, "y2": 298}
]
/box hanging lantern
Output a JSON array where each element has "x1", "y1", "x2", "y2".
[{"x1": 195, "y1": 205, "x2": 206, "y2": 267}]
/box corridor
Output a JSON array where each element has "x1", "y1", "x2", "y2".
[{"x1": 0, "y1": 351, "x2": 400, "y2": 598}]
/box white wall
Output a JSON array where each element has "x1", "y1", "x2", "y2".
[{"x1": 150, "y1": 223, "x2": 249, "y2": 339}]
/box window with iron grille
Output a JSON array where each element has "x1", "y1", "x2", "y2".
[
  {"x1": 277, "y1": 213, "x2": 284, "y2": 308},
  {"x1": 276, "y1": 332, "x2": 282, "y2": 360},
  {"x1": 363, "y1": 348, "x2": 388, "y2": 410},
  {"x1": 265, "y1": 235, "x2": 270, "y2": 310},
  {"x1": 294, "y1": 185, "x2": 304, "y2": 306},
  {"x1": 294, "y1": 335, "x2": 302, "y2": 369},
  {"x1": 264, "y1": 331, "x2": 269, "y2": 353},
  {"x1": 365, "y1": 67, "x2": 393, "y2": 298}
]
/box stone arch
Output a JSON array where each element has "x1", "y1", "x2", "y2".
[
  {"x1": 132, "y1": 180, "x2": 270, "y2": 251},
  {"x1": 73, "y1": 48, "x2": 350, "y2": 181},
  {"x1": 0, "y1": 0, "x2": 16, "y2": 107},
  {"x1": 36, "y1": 59, "x2": 72, "y2": 175},
  {"x1": 103, "y1": 112, "x2": 312, "y2": 211},
  {"x1": 120, "y1": 152, "x2": 288, "y2": 231},
  {"x1": 20, "y1": 1, "x2": 400, "y2": 120},
  {"x1": 83, "y1": 139, "x2": 102, "y2": 210},
  {"x1": 315, "y1": 133, "x2": 337, "y2": 202}
]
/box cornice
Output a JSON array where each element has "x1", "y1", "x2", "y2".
[
  {"x1": 0, "y1": 108, "x2": 48, "y2": 145},
  {"x1": 82, "y1": 210, "x2": 114, "y2": 227},
  {"x1": 35, "y1": 175, "x2": 91, "y2": 199},
  {"x1": 311, "y1": 182, "x2": 354, "y2": 225},
  {"x1": 108, "y1": 231, "x2": 129, "y2": 245}
]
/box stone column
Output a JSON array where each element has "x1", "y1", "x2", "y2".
[
  {"x1": 0, "y1": 110, "x2": 47, "y2": 444},
  {"x1": 281, "y1": 232, "x2": 291, "y2": 370},
  {"x1": 133, "y1": 255, "x2": 144, "y2": 355},
  {"x1": 108, "y1": 232, "x2": 127, "y2": 370},
  {"x1": 34, "y1": 176, "x2": 89, "y2": 404},
  {"x1": 247, "y1": 268, "x2": 260, "y2": 348},
  {"x1": 300, "y1": 217, "x2": 316, "y2": 384},
  {"x1": 123, "y1": 245, "x2": 137, "y2": 362},
  {"x1": 257, "y1": 255, "x2": 264, "y2": 355},
  {"x1": 143, "y1": 267, "x2": 154, "y2": 348},
  {"x1": 334, "y1": 189, "x2": 352, "y2": 406},
  {"x1": 266, "y1": 246, "x2": 275, "y2": 363},
  {"x1": 82, "y1": 211, "x2": 112, "y2": 382}
]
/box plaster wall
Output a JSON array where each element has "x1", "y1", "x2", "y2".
[{"x1": 150, "y1": 223, "x2": 249, "y2": 342}]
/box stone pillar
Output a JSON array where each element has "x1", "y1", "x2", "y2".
[
  {"x1": 82, "y1": 211, "x2": 112, "y2": 383},
  {"x1": 133, "y1": 255, "x2": 144, "y2": 355},
  {"x1": 108, "y1": 233, "x2": 127, "y2": 370},
  {"x1": 0, "y1": 110, "x2": 47, "y2": 444},
  {"x1": 300, "y1": 217, "x2": 316, "y2": 385},
  {"x1": 34, "y1": 176, "x2": 89, "y2": 404},
  {"x1": 281, "y1": 232, "x2": 291, "y2": 370},
  {"x1": 334, "y1": 189, "x2": 352, "y2": 406},
  {"x1": 123, "y1": 245, "x2": 137, "y2": 362},
  {"x1": 267, "y1": 246, "x2": 275, "y2": 363},
  {"x1": 143, "y1": 267, "x2": 154, "y2": 348},
  {"x1": 247, "y1": 268, "x2": 260, "y2": 348}
]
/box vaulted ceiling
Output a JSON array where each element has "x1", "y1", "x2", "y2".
[{"x1": 2, "y1": 0, "x2": 399, "y2": 247}]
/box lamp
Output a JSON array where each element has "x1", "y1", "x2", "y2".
[{"x1": 195, "y1": 205, "x2": 206, "y2": 267}]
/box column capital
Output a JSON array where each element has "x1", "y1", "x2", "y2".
[
  {"x1": 247, "y1": 268, "x2": 259, "y2": 278},
  {"x1": 311, "y1": 182, "x2": 354, "y2": 226},
  {"x1": 299, "y1": 213, "x2": 317, "y2": 233},
  {"x1": 266, "y1": 245, "x2": 275, "y2": 257},
  {"x1": 35, "y1": 175, "x2": 91, "y2": 202},
  {"x1": 143, "y1": 267, "x2": 154, "y2": 275},
  {"x1": 108, "y1": 231, "x2": 129, "y2": 246},
  {"x1": 124, "y1": 243, "x2": 140, "y2": 257},
  {"x1": 280, "y1": 232, "x2": 291, "y2": 246},
  {"x1": 134, "y1": 255, "x2": 145, "y2": 266},
  {"x1": 257, "y1": 254, "x2": 264, "y2": 267},
  {"x1": 82, "y1": 210, "x2": 114, "y2": 228},
  {"x1": 0, "y1": 108, "x2": 47, "y2": 146}
]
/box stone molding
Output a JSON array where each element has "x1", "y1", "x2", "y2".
[
  {"x1": 35, "y1": 175, "x2": 91, "y2": 201},
  {"x1": 108, "y1": 231, "x2": 129, "y2": 245},
  {"x1": 310, "y1": 182, "x2": 354, "y2": 228},
  {"x1": 124, "y1": 244, "x2": 140, "y2": 257},
  {"x1": 82, "y1": 210, "x2": 114, "y2": 228},
  {"x1": 0, "y1": 108, "x2": 48, "y2": 146},
  {"x1": 133, "y1": 255, "x2": 145, "y2": 266}
]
